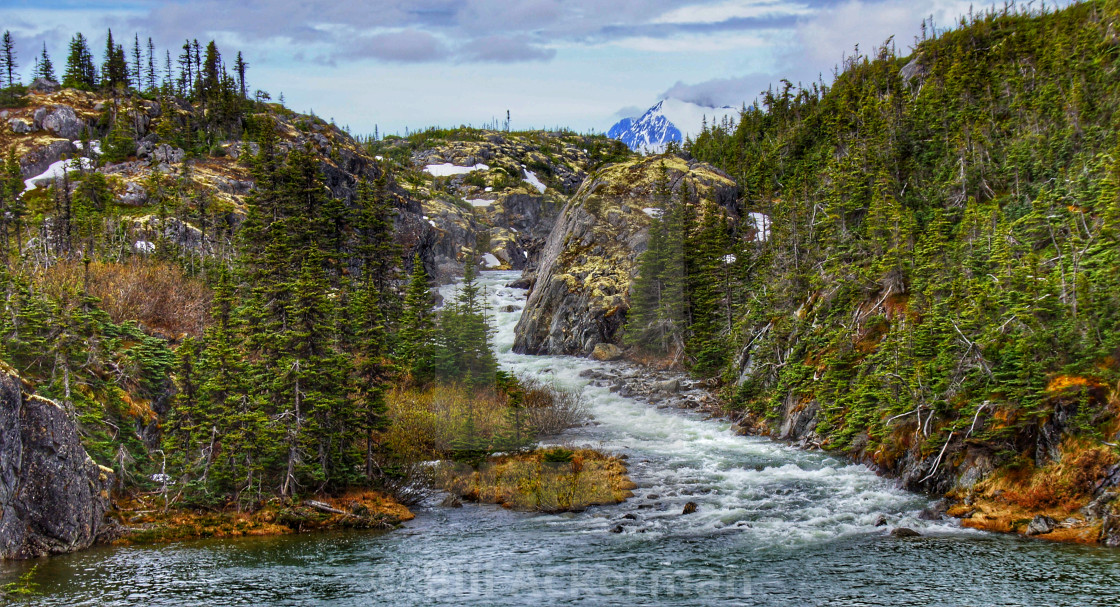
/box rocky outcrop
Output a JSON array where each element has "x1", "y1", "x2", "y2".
[
  {"x1": 29, "y1": 78, "x2": 61, "y2": 94},
  {"x1": 0, "y1": 365, "x2": 114, "y2": 559},
  {"x1": 514, "y1": 155, "x2": 738, "y2": 356},
  {"x1": 33, "y1": 105, "x2": 88, "y2": 140}
]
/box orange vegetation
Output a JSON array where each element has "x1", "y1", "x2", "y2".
[{"x1": 949, "y1": 439, "x2": 1118, "y2": 543}]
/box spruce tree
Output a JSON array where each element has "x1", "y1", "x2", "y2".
[
  {"x1": 63, "y1": 33, "x2": 97, "y2": 90},
  {"x1": 0, "y1": 31, "x2": 17, "y2": 89},
  {"x1": 101, "y1": 29, "x2": 130, "y2": 91},
  {"x1": 36, "y1": 43, "x2": 55, "y2": 82},
  {"x1": 397, "y1": 255, "x2": 437, "y2": 383}
]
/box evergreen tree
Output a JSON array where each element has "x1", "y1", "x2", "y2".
[
  {"x1": 100, "y1": 29, "x2": 130, "y2": 91},
  {"x1": 36, "y1": 43, "x2": 55, "y2": 82},
  {"x1": 145, "y1": 37, "x2": 157, "y2": 92},
  {"x1": 396, "y1": 255, "x2": 437, "y2": 383},
  {"x1": 435, "y1": 257, "x2": 496, "y2": 387},
  {"x1": 63, "y1": 33, "x2": 97, "y2": 90},
  {"x1": 131, "y1": 34, "x2": 142, "y2": 91},
  {"x1": 234, "y1": 52, "x2": 248, "y2": 99},
  {"x1": 0, "y1": 31, "x2": 17, "y2": 89}
]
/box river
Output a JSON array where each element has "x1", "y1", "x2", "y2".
[{"x1": 3, "y1": 270, "x2": 1119, "y2": 606}]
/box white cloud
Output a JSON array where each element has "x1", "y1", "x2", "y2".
[
  {"x1": 652, "y1": 0, "x2": 811, "y2": 25},
  {"x1": 609, "y1": 31, "x2": 769, "y2": 53}
]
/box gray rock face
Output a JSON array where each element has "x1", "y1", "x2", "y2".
[
  {"x1": 117, "y1": 181, "x2": 149, "y2": 206},
  {"x1": 127, "y1": 215, "x2": 204, "y2": 251},
  {"x1": 151, "y1": 144, "x2": 185, "y2": 165},
  {"x1": 0, "y1": 365, "x2": 114, "y2": 559},
  {"x1": 900, "y1": 57, "x2": 928, "y2": 83},
  {"x1": 1026, "y1": 515, "x2": 1057, "y2": 536},
  {"x1": 28, "y1": 78, "x2": 61, "y2": 94},
  {"x1": 33, "y1": 105, "x2": 86, "y2": 140},
  {"x1": 18, "y1": 139, "x2": 79, "y2": 180}
]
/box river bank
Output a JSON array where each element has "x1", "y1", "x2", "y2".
[
  {"x1": 107, "y1": 491, "x2": 414, "y2": 545},
  {"x1": 576, "y1": 355, "x2": 1120, "y2": 547}
]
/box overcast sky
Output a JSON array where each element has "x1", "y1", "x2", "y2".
[{"x1": 1, "y1": 0, "x2": 1076, "y2": 136}]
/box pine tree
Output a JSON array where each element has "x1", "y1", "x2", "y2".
[
  {"x1": 131, "y1": 34, "x2": 142, "y2": 91},
  {"x1": 0, "y1": 31, "x2": 17, "y2": 89},
  {"x1": 36, "y1": 43, "x2": 55, "y2": 82},
  {"x1": 435, "y1": 257, "x2": 496, "y2": 387},
  {"x1": 234, "y1": 52, "x2": 248, "y2": 99},
  {"x1": 145, "y1": 37, "x2": 157, "y2": 92},
  {"x1": 397, "y1": 255, "x2": 437, "y2": 383},
  {"x1": 101, "y1": 29, "x2": 130, "y2": 91},
  {"x1": 63, "y1": 33, "x2": 97, "y2": 90}
]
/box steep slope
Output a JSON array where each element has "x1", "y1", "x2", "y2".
[
  {"x1": 684, "y1": 0, "x2": 1120, "y2": 543},
  {"x1": 514, "y1": 155, "x2": 738, "y2": 355}
]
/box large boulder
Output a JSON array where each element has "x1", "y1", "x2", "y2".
[
  {"x1": 8, "y1": 118, "x2": 31, "y2": 134},
  {"x1": 513, "y1": 156, "x2": 738, "y2": 356},
  {"x1": 33, "y1": 105, "x2": 86, "y2": 140},
  {"x1": 151, "y1": 144, "x2": 185, "y2": 165},
  {"x1": 591, "y1": 343, "x2": 624, "y2": 361},
  {"x1": 0, "y1": 364, "x2": 114, "y2": 559}
]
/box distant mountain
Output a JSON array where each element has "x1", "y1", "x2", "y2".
[
  {"x1": 608, "y1": 98, "x2": 738, "y2": 153},
  {"x1": 606, "y1": 117, "x2": 635, "y2": 139}
]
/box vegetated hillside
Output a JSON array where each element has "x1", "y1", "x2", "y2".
[
  {"x1": 678, "y1": 0, "x2": 1120, "y2": 541},
  {"x1": 0, "y1": 32, "x2": 629, "y2": 519}
]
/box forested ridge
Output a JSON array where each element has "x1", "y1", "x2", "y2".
[
  {"x1": 0, "y1": 27, "x2": 614, "y2": 518},
  {"x1": 621, "y1": 0, "x2": 1120, "y2": 529}
]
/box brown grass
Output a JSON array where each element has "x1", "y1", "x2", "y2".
[
  {"x1": 438, "y1": 448, "x2": 635, "y2": 512},
  {"x1": 384, "y1": 381, "x2": 587, "y2": 459},
  {"x1": 34, "y1": 260, "x2": 211, "y2": 337}
]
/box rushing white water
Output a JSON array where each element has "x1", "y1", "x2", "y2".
[
  {"x1": 442, "y1": 271, "x2": 950, "y2": 546},
  {"x1": 10, "y1": 270, "x2": 1120, "y2": 607}
]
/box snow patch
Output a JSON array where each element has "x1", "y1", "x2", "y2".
[
  {"x1": 482, "y1": 253, "x2": 502, "y2": 268},
  {"x1": 642, "y1": 208, "x2": 663, "y2": 218},
  {"x1": 424, "y1": 163, "x2": 489, "y2": 177},
  {"x1": 24, "y1": 157, "x2": 93, "y2": 192},
  {"x1": 134, "y1": 241, "x2": 156, "y2": 254},
  {"x1": 523, "y1": 169, "x2": 546, "y2": 194},
  {"x1": 23, "y1": 139, "x2": 101, "y2": 193},
  {"x1": 465, "y1": 198, "x2": 495, "y2": 207}
]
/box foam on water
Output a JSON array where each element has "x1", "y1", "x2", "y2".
[{"x1": 445, "y1": 271, "x2": 960, "y2": 546}]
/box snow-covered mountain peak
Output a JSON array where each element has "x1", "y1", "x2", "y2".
[{"x1": 608, "y1": 98, "x2": 739, "y2": 153}]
